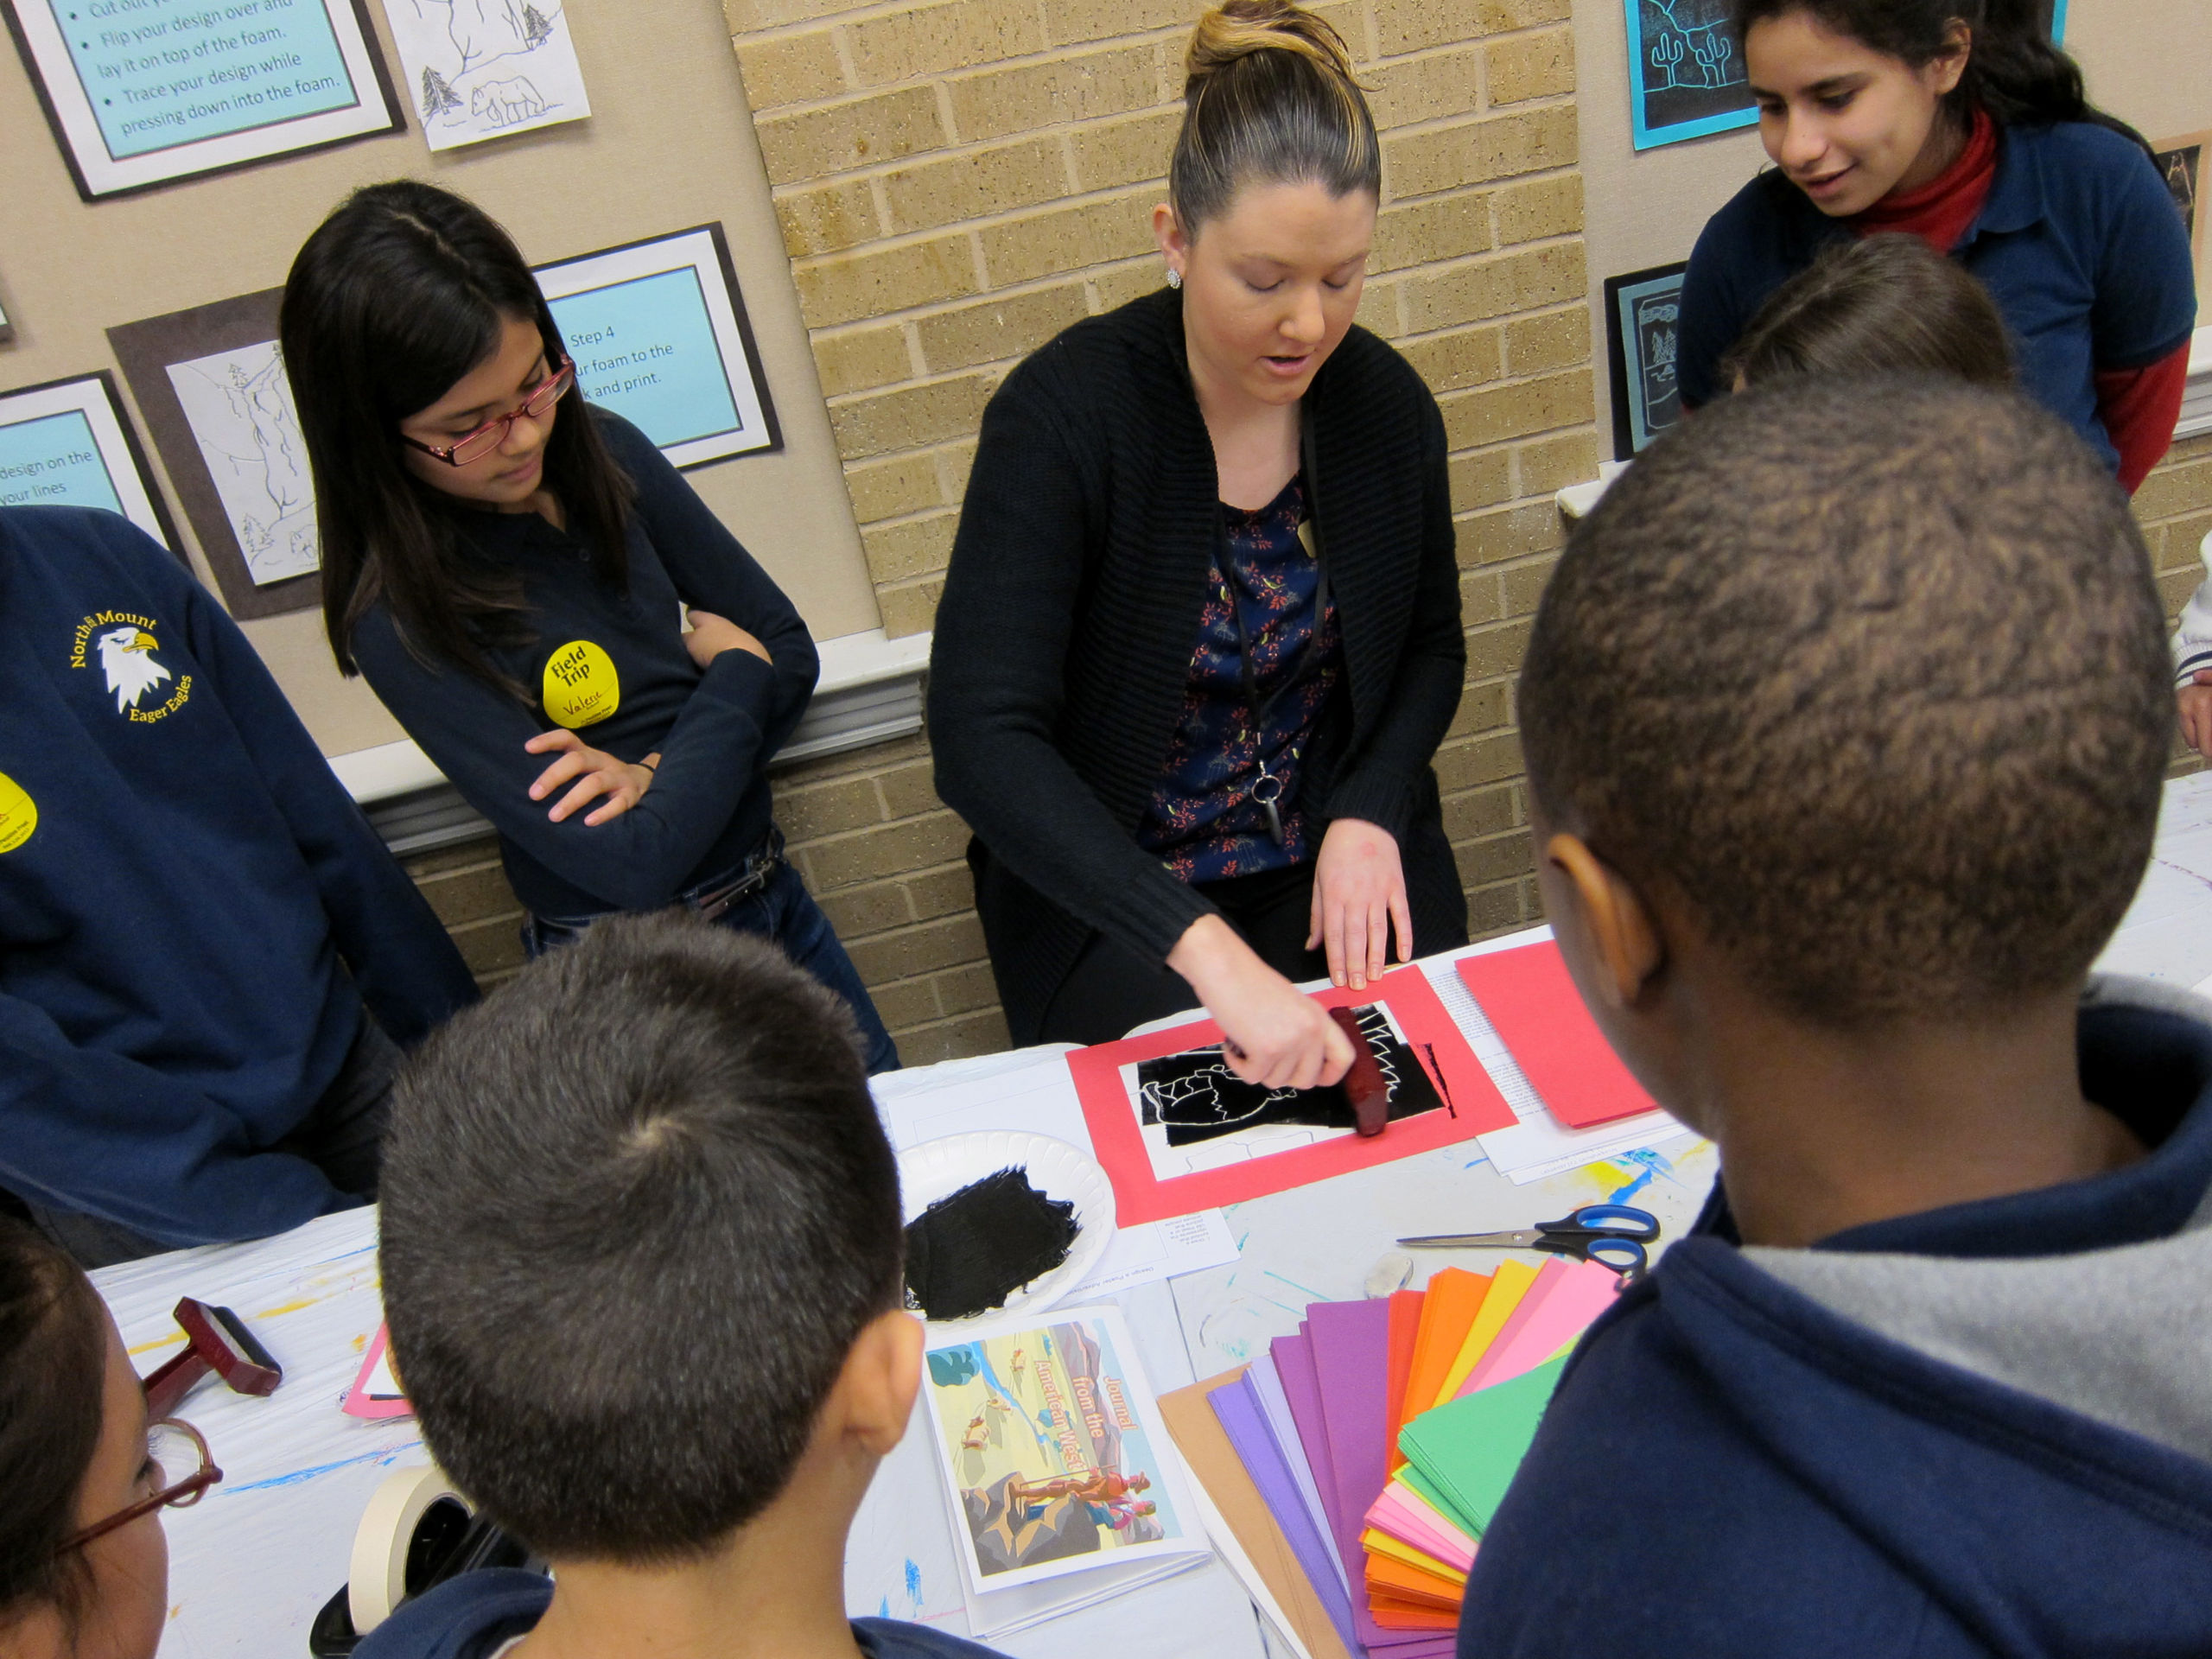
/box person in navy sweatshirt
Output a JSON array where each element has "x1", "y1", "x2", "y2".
[
  {"x1": 357, "y1": 915, "x2": 1007, "y2": 1659},
  {"x1": 1460, "y1": 378, "x2": 2212, "y2": 1656},
  {"x1": 280, "y1": 181, "x2": 896, "y2": 1072},
  {"x1": 0, "y1": 506, "x2": 478, "y2": 1265},
  {"x1": 1679, "y1": 0, "x2": 2196, "y2": 494}
]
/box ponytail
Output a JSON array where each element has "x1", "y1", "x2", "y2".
[
  {"x1": 1169, "y1": 0, "x2": 1378, "y2": 232},
  {"x1": 1729, "y1": 0, "x2": 2151, "y2": 154}
]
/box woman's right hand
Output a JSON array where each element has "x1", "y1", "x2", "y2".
[
  {"x1": 682, "y1": 608, "x2": 772, "y2": 668},
  {"x1": 1168, "y1": 914, "x2": 1354, "y2": 1090}
]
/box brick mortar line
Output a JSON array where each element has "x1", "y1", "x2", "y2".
[{"x1": 788, "y1": 185, "x2": 1161, "y2": 272}]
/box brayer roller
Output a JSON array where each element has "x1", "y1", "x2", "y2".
[
  {"x1": 143, "y1": 1297, "x2": 283, "y2": 1419},
  {"x1": 1328, "y1": 1006, "x2": 1393, "y2": 1137}
]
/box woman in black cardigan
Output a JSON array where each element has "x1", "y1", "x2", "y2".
[{"x1": 929, "y1": 0, "x2": 1467, "y2": 1084}]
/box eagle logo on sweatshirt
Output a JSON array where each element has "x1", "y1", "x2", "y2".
[
  {"x1": 97, "y1": 626, "x2": 173, "y2": 712},
  {"x1": 68, "y1": 611, "x2": 194, "y2": 724}
]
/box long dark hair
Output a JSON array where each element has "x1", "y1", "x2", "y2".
[
  {"x1": 0, "y1": 1218, "x2": 105, "y2": 1637},
  {"x1": 1169, "y1": 0, "x2": 1378, "y2": 232},
  {"x1": 282, "y1": 181, "x2": 637, "y2": 694},
  {"x1": 1723, "y1": 234, "x2": 2013, "y2": 387},
  {"x1": 1729, "y1": 0, "x2": 2151, "y2": 152}
]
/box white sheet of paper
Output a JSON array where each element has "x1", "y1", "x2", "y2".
[
  {"x1": 872, "y1": 1050, "x2": 1240, "y2": 1299},
  {"x1": 165, "y1": 341, "x2": 319, "y2": 586},
  {"x1": 379, "y1": 0, "x2": 591, "y2": 150}
]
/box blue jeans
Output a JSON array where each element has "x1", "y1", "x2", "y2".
[{"x1": 523, "y1": 861, "x2": 900, "y2": 1074}]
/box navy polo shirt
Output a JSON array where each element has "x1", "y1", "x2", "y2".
[{"x1": 1679, "y1": 121, "x2": 2199, "y2": 474}]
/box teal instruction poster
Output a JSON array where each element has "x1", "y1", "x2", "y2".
[
  {"x1": 0, "y1": 376, "x2": 173, "y2": 543},
  {"x1": 547, "y1": 269, "x2": 742, "y2": 454},
  {"x1": 50, "y1": 0, "x2": 359, "y2": 159},
  {"x1": 536, "y1": 226, "x2": 779, "y2": 470},
  {"x1": 11, "y1": 0, "x2": 397, "y2": 196},
  {"x1": 0, "y1": 410, "x2": 126, "y2": 514}
]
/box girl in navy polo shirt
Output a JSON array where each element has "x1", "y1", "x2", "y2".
[
  {"x1": 1679, "y1": 0, "x2": 2196, "y2": 493},
  {"x1": 281, "y1": 182, "x2": 898, "y2": 1071}
]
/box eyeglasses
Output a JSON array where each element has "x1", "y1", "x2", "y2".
[
  {"x1": 56, "y1": 1418, "x2": 222, "y2": 1554},
  {"x1": 402, "y1": 357, "x2": 575, "y2": 467}
]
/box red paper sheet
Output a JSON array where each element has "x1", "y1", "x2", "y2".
[
  {"x1": 1456, "y1": 942, "x2": 1658, "y2": 1128},
  {"x1": 1066, "y1": 965, "x2": 1516, "y2": 1225}
]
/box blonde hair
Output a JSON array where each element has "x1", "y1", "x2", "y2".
[{"x1": 1168, "y1": 0, "x2": 1378, "y2": 232}]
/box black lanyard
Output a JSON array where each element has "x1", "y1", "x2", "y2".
[{"x1": 1219, "y1": 412, "x2": 1331, "y2": 845}]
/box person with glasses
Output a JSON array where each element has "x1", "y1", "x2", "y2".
[
  {"x1": 0, "y1": 1215, "x2": 221, "y2": 1657},
  {"x1": 283, "y1": 181, "x2": 897, "y2": 1072}
]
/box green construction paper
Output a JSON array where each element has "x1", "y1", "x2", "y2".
[{"x1": 1397, "y1": 1354, "x2": 1569, "y2": 1536}]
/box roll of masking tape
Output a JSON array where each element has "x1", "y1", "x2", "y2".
[{"x1": 349, "y1": 1464, "x2": 468, "y2": 1631}]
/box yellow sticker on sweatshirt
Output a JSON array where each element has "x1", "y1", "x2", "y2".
[
  {"x1": 0, "y1": 773, "x2": 36, "y2": 855},
  {"x1": 541, "y1": 640, "x2": 620, "y2": 729}
]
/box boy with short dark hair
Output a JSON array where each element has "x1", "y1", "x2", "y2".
[
  {"x1": 1459, "y1": 378, "x2": 2212, "y2": 1656},
  {"x1": 359, "y1": 913, "x2": 1007, "y2": 1659}
]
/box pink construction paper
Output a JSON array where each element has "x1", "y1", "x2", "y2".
[
  {"x1": 1454, "y1": 1257, "x2": 1622, "y2": 1397},
  {"x1": 341, "y1": 1323, "x2": 413, "y2": 1421},
  {"x1": 1274, "y1": 1327, "x2": 1441, "y2": 1653},
  {"x1": 1366, "y1": 1480, "x2": 1478, "y2": 1573}
]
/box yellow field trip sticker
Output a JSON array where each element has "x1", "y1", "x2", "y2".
[
  {"x1": 0, "y1": 772, "x2": 36, "y2": 855},
  {"x1": 542, "y1": 640, "x2": 620, "y2": 729}
]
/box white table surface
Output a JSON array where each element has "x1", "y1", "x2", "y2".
[{"x1": 93, "y1": 770, "x2": 2212, "y2": 1657}]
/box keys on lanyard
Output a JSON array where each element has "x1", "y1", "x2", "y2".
[{"x1": 1251, "y1": 758, "x2": 1286, "y2": 847}]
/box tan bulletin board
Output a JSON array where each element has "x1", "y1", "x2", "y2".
[{"x1": 0, "y1": 0, "x2": 880, "y2": 757}]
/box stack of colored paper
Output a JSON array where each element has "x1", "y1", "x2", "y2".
[{"x1": 1166, "y1": 1255, "x2": 1623, "y2": 1655}]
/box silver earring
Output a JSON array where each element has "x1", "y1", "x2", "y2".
[{"x1": 1166, "y1": 267, "x2": 1183, "y2": 289}]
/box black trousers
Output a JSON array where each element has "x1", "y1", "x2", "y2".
[{"x1": 1037, "y1": 861, "x2": 1328, "y2": 1046}]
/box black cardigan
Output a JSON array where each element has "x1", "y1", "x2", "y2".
[{"x1": 928, "y1": 287, "x2": 1467, "y2": 1043}]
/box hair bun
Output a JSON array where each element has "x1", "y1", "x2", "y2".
[{"x1": 1185, "y1": 0, "x2": 1357, "y2": 89}]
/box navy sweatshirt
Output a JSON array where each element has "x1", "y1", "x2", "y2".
[
  {"x1": 354, "y1": 1568, "x2": 1014, "y2": 1659},
  {"x1": 0, "y1": 507, "x2": 477, "y2": 1245},
  {"x1": 351, "y1": 411, "x2": 817, "y2": 919},
  {"x1": 1458, "y1": 995, "x2": 2212, "y2": 1658}
]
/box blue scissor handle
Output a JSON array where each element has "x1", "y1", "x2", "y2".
[
  {"x1": 1542, "y1": 1204, "x2": 1661, "y2": 1241},
  {"x1": 1579, "y1": 1234, "x2": 1649, "y2": 1274}
]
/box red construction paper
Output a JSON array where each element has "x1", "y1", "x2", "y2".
[
  {"x1": 1455, "y1": 942, "x2": 1659, "y2": 1128},
  {"x1": 1066, "y1": 964, "x2": 1516, "y2": 1225},
  {"x1": 1382, "y1": 1289, "x2": 1425, "y2": 1476}
]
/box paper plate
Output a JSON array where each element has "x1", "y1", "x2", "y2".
[{"x1": 897, "y1": 1131, "x2": 1115, "y2": 1329}]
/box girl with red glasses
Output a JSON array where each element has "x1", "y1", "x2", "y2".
[
  {"x1": 281, "y1": 183, "x2": 896, "y2": 1073},
  {"x1": 0, "y1": 1217, "x2": 215, "y2": 1657}
]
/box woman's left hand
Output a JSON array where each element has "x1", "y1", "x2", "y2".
[{"x1": 1307, "y1": 817, "x2": 1413, "y2": 991}]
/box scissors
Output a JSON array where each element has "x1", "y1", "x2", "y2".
[{"x1": 1397, "y1": 1204, "x2": 1661, "y2": 1278}]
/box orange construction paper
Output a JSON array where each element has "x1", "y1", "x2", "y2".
[
  {"x1": 1364, "y1": 1548, "x2": 1466, "y2": 1603},
  {"x1": 1368, "y1": 1596, "x2": 1461, "y2": 1630},
  {"x1": 1382, "y1": 1287, "x2": 1425, "y2": 1476},
  {"x1": 1434, "y1": 1257, "x2": 1541, "y2": 1405},
  {"x1": 1398, "y1": 1269, "x2": 1491, "y2": 1465}
]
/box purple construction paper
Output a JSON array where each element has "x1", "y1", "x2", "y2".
[
  {"x1": 1210, "y1": 1373, "x2": 1361, "y2": 1656},
  {"x1": 1276, "y1": 1325, "x2": 1439, "y2": 1653},
  {"x1": 1248, "y1": 1352, "x2": 1351, "y2": 1590},
  {"x1": 1310, "y1": 1298, "x2": 1395, "y2": 1591}
]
